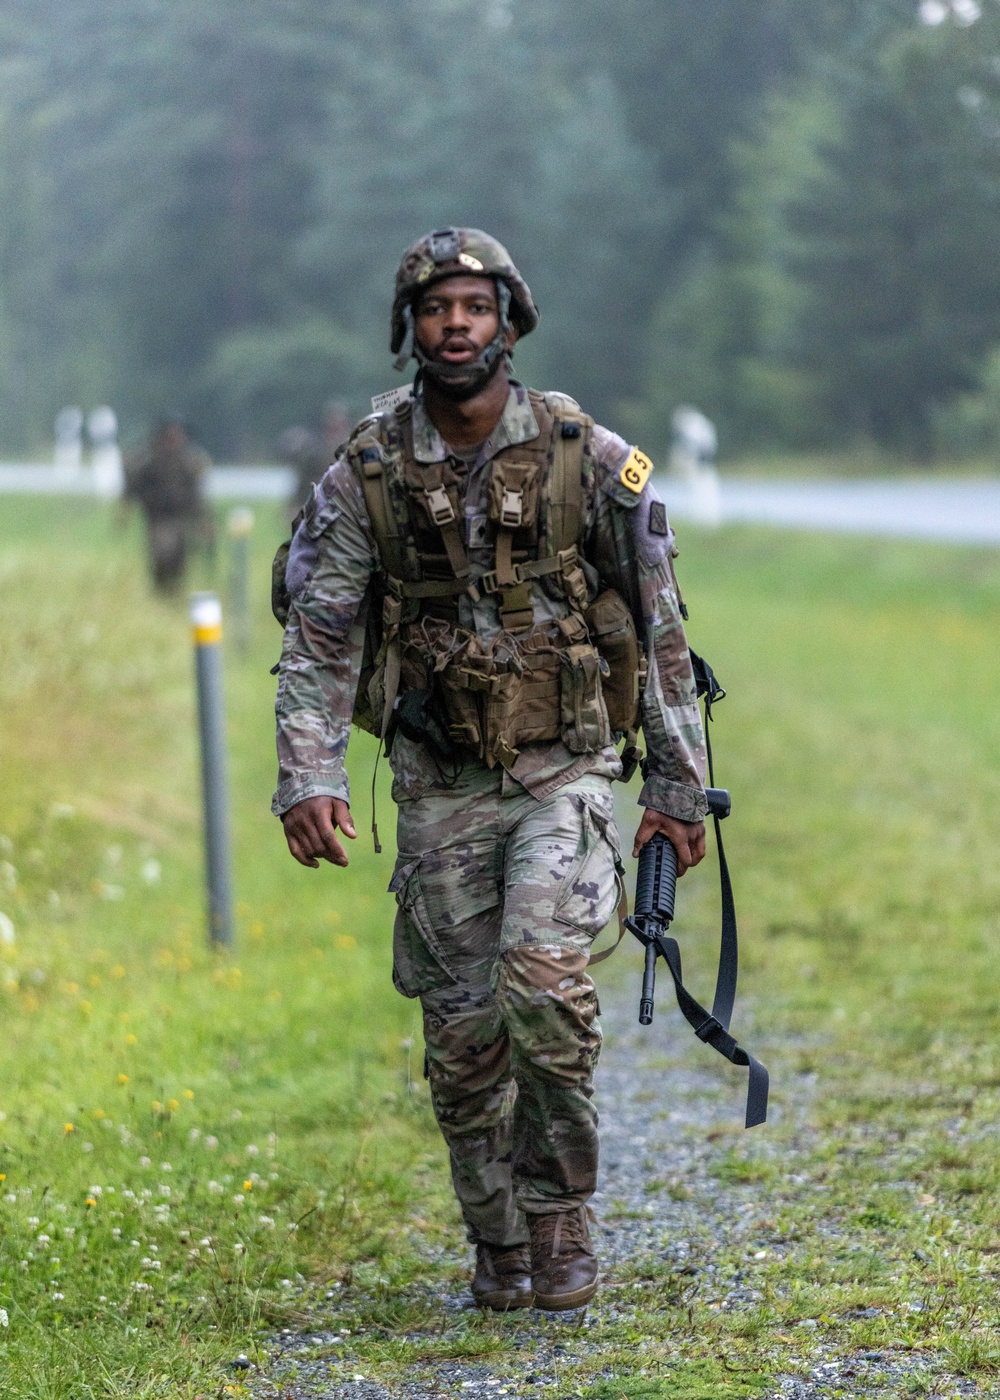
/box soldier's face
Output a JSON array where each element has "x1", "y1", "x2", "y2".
[{"x1": 414, "y1": 276, "x2": 502, "y2": 365}]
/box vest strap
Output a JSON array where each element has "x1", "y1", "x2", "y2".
[
  {"x1": 418, "y1": 464, "x2": 471, "y2": 582},
  {"x1": 548, "y1": 408, "x2": 587, "y2": 555},
  {"x1": 473, "y1": 545, "x2": 580, "y2": 601},
  {"x1": 387, "y1": 575, "x2": 467, "y2": 600}
]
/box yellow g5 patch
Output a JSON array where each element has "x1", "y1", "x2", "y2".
[{"x1": 619, "y1": 448, "x2": 653, "y2": 494}]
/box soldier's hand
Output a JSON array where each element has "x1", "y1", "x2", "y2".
[
  {"x1": 633, "y1": 809, "x2": 706, "y2": 875},
  {"x1": 282, "y1": 797, "x2": 356, "y2": 869}
]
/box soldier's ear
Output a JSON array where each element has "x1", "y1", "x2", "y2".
[{"x1": 505, "y1": 325, "x2": 519, "y2": 352}]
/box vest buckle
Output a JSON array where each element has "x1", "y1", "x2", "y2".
[
  {"x1": 425, "y1": 485, "x2": 456, "y2": 527},
  {"x1": 500, "y1": 486, "x2": 523, "y2": 528}
]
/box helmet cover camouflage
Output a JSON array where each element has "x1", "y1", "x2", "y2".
[{"x1": 390, "y1": 226, "x2": 539, "y2": 355}]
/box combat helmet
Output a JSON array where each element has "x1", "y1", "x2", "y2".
[{"x1": 391, "y1": 227, "x2": 539, "y2": 398}]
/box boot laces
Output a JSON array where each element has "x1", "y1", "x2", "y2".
[
  {"x1": 534, "y1": 1207, "x2": 594, "y2": 1260},
  {"x1": 479, "y1": 1241, "x2": 529, "y2": 1276}
]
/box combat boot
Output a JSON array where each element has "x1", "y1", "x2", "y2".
[
  {"x1": 528, "y1": 1206, "x2": 598, "y2": 1310},
  {"x1": 471, "y1": 1242, "x2": 532, "y2": 1310}
]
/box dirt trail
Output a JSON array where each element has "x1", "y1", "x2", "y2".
[{"x1": 249, "y1": 968, "x2": 972, "y2": 1400}]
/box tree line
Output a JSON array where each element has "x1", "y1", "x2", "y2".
[{"x1": 1, "y1": 0, "x2": 999, "y2": 461}]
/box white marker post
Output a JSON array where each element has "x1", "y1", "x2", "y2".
[
  {"x1": 190, "y1": 592, "x2": 234, "y2": 947},
  {"x1": 226, "y1": 506, "x2": 254, "y2": 654}
]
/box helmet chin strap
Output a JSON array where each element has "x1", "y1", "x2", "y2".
[{"x1": 397, "y1": 281, "x2": 513, "y2": 400}]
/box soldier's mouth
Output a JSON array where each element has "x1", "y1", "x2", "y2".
[{"x1": 437, "y1": 340, "x2": 478, "y2": 363}]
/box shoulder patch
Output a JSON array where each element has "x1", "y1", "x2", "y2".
[
  {"x1": 648, "y1": 500, "x2": 668, "y2": 536},
  {"x1": 619, "y1": 447, "x2": 653, "y2": 495}
]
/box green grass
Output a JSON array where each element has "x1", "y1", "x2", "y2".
[{"x1": 3, "y1": 499, "x2": 1000, "y2": 1395}]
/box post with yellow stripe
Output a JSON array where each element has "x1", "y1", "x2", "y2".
[{"x1": 190, "y1": 592, "x2": 234, "y2": 947}]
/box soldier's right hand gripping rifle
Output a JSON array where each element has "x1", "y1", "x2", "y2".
[{"x1": 626, "y1": 656, "x2": 769, "y2": 1129}]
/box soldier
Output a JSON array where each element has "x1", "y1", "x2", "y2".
[
  {"x1": 275, "y1": 426, "x2": 329, "y2": 517},
  {"x1": 272, "y1": 228, "x2": 708, "y2": 1311},
  {"x1": 123, "y1": 418, "x2": 213, "y2": 593}
]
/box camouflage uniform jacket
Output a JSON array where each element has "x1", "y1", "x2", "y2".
[
  {"x1": 272, "y1": 382, "x2": 708, "y2": 823},
  {"x1": 123, "y1": 443, "x2": 211, "y2": 519}
]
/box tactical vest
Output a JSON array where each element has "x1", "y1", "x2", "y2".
[
  {"x1": 273, "y1": 389, "x2": 644, "y2": 773},
  {"x1": 350, "y1": 390, "x2": 643, "y2": 772}
]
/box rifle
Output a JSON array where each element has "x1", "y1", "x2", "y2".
[{"x1": 625, "y1": 655, "x2": 769, "y2": 1128}]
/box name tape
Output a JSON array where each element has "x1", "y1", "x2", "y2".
[
  {"x1": 619, "y1": 447, "x2": 653, "y2": 495},
  {"x1": 371, "y1": 384, "x2": 414, "y2": 414}
]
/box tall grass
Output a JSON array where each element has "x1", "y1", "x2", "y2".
[{"x1": 3, "y1": 499, "x2": 1000, "y2": 1394}]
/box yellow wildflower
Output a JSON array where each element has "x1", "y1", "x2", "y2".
[
  {"x1": 64, "y1": 1123, "x2": 74, "y2": 1134},
  {"x1": 111, "y1": 965, "x2": 126, "y2": 979},
  {"x1": 167, "y1": 1099, "x2": 179, "y2": 1113},
  {"x1": 125, "y1": 1034, "x2": 137, "y2": 1046},
  {"x1": 85, "y1": 1197, "x2": 96, "y2": 1207},
  {"x1": 183, "y1": 1089, "x2": 194, "y2": 1100},
  {"x1": 151, "y1": 1100, "x2": 163, "y2": 1113},
  {"x1": 243, "y1": 1180, "x2": 252, "y2": 1191},
  {"x1": 117, "y1": 1074, "x2": 129, "y2": 1085}
]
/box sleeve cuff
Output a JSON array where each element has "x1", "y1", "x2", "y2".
[
  {"x1": 637, "y1": 774, "x2": 708, "y2": 823},
  {"x1": 271, "y1": 777, "x2": 351, "y2": 818}
]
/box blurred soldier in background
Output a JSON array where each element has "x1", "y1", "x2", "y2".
[
  {"x1": 123, "y1": 418, "x2": 213, "y2": 593},
  {"x1": 321, "y1": 400, "x2": 352, "y2": 461},
  {"x1": 276, "y1": 426, "x2": 328, "y2": 516},
  {"x1": 272, "y1": 228, "x2": 708, "y2": 1312}
]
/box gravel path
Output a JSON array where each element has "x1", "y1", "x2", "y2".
[{"x1": 246, "y1": 968, "x2": 976, "y2": 1399}]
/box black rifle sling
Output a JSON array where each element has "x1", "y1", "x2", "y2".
[{"x1": 678, "y1": 651, "x2": 768, "y2": 1127}]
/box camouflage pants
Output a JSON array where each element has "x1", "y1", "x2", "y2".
[{"x1": 389, "y1": 765, "x2": 623, "y2": 1247}]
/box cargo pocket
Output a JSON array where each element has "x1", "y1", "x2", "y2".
[
  {"x1": 388, "y1": 857, "x2": 463, "y2": 997},
  {"x1": 552, "y1": 796, "x2": 624, "y2": 938}
]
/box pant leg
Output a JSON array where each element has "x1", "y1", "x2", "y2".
[
  {"x1": 496, "y1": 776, "x2": 623, "y2": 1215},
  {"x1": 147, "y1": 516, "x2": 186, "y2": 591},
  {"x1": 390, "y1": 769, "x2": 526, "y2": 1247}
]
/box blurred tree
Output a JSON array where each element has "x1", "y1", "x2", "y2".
[
  {"x1": 788, "y1": 10, "x2": 1000, "y2": 455},
  {"x1": 0, "y1": 0, "x2": 998, "y2": 461}
]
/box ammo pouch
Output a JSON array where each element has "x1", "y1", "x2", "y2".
[
  {"x1": 560, "y1": 642, "x2": 612, "y2": 754},
  {"x1": 487, "y1": 459, "x2": 542, "y2": 532},
  {"x1": 584, "y1": 589, "x2": 643, "y2": 736},
  {"x1": 395, "y1": 620, "x2": 612, "y2": 770}
]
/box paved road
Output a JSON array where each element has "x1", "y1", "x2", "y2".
[
  {"x1": 659, "y1": 475, "x2": 1000, "y2": 545},
  {"x1": 6, "y1": 462, "x2": 1000, "y2": 545},
  {"x1": 0, "y1": 463, "x2": 295, "y2": 500}
]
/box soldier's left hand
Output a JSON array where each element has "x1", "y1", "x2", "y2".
[{"x1": 633, "y1": 810, "x2": 706, "y2": 874}]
